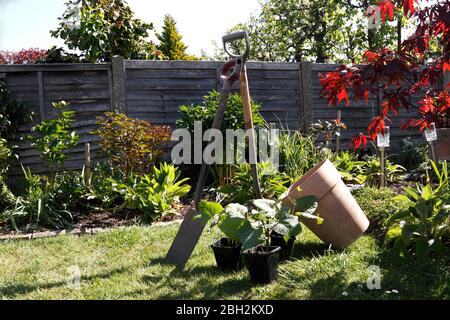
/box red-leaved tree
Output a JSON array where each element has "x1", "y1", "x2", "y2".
[
  {"x1": 0, "y1": 49, "x2": 48, "y2": 65},
  {"x1": 320, "y1": 0, "x2": 450, "y2": 149}
]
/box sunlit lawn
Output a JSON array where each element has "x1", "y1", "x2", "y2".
[{"x1": 0, "y1": 222, "x2": 449, "y2": 300}]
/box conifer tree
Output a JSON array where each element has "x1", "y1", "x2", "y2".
[{"x1": 157, "y1": 15, "x2": 196, "y2": 60}]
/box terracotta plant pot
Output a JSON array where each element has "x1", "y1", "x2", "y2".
[
  {"x1": 281, "y1": 159, "x2": 369, "y2": 249},
  {"x1": 436, "y1": 128, "x2": 450, "y2": 161}
]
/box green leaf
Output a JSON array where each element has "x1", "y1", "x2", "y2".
[
  {"x1": 294, "y1": 195, "x2": 318, "y2": 214},
  {"x1": 252, "y1": 199, "x2": 276, "y2": 213},
  {"x1": 298, "y1": 212, "x2": 324, "y2": 224},
  {"x1": 385, "y1": 224, "x2": 402, "y2": 244},
  {"x1": 239, "y1": 225, "x2": 263, "y2": 250},
  {"x1": 219, "y1": 215, "x2": 248, "y2": 241},
  {"x1": 224, "y1": 203, "x2": 248, "y2": 217},
  {"x1": 197, "y1": 201, "x2": 223, "y2": 223}
]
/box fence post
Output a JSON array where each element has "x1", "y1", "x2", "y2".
[
  {"x1": 299, "y1": 61, "x2": 312, "y2": 132},
  {"x1": 111, "y1": 55, "x2": 127, "y2": 114}
]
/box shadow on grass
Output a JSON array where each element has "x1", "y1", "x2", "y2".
[
  {"x1": 291, "y1": 241, "x2": 330, "y2": 259},
  {"x1": 125, "y1": 256, "x2": 254, "y2": 299},
  {"x1": 0, "y1": 265, "x2": 133, "y2": 298}
]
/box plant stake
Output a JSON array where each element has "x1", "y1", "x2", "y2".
[
  {"x1": 424, "y1": 122, "x2": 437, "y2": 163},
  {"x1": 377, "y1": 126, "x2": 390, "y2": 187}
]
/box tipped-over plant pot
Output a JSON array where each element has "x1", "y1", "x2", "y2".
[
  {"x1": 242, "y1": 246, "x2": 281, "y2": 284},
  {"x1": 436, "y1": 128, "x2": 450, "y2": 161},
  {"x1": 270, "y1": 232, "x2": 295, "y2": 261},
  {"x1": 281, "y1": 159, "x2": 369, "y2": 249},
  {"x1": 211, "y1": 238, "x2": 242, "y2": 271}
]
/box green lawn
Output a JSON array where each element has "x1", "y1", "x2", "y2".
[{"x1": 0, "y1": 222, "x2": 448, "y2": 300}]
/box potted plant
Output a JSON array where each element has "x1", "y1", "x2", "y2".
[
  {"x1": 239, "y1": 197, "x2": 322, "y2": 284},
  {"x1": 196, "y1": 202, "x2": 247, "y2": 271},
  {"x1": 197, "y1": 195, "x2": 323, "y2": 283}
]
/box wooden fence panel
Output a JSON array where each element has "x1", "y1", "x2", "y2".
[{"x1": 0, "y1": 60, "x2": 428, "y2": 177}]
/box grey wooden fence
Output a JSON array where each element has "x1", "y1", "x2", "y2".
[{"x1": 0, "y1": 58, "x2": 425, "y2": 176}]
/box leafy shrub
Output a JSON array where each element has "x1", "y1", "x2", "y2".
[
  {"x1": 331, "y1": 150, "x2": 366, "y2": 184},
  {"x1": 394, "y1": 137, "x2": 429, "y2": 172},
  {"x1": 218, "y1": 161, "x2": 289, "y2": 204},
  {"x1": 309, "y1": 119, "x2": 346, "y2": 149},
  {"x1": 352, "y1": 187, "x2": 409, "y2": 236},
  {"x1": 93, "y1": 112, "x2": 171, "y2": 177},
  {"x1": 0, "y1": 81, "x2": 34, "y2": 139},
  {"x1": 51, "y1": 0, "x2": 163, "y2": 62},
  {"x1": 278, "y1": 131, "x2": 324, "y2": 181},
  {"x1": 362, "y1": 156, "x2": 406, "y2": 187},
  {"x1": 88, "y1": 162, "x2": 190, "y2": 222},
  {"x1": 1, "y1": 167, "x2": 88, "y2": 231},
  {"x1": 385, "y1": 161, "x2": 450, "y2": 262},
  {"x1": 25, "y1": 101, "x2": 80, "y2": 177},
  {"x1": 177, "y1": 90, "x2": 264, "y2": 134}
]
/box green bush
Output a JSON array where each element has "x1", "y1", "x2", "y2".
[
  {"x1": 393, "y1": 138, "x2": 429, "y2": 172},
  {"x1": 89, "y1": 162, "x2": 190, "y2": 222},
  {"x1": 25, "y1": 101, "x2": 80, "y2": 178},
  {"x1": 0, "y1": 138, "x2": 14, "y2": 212},
  {"x1": 353, "y1": 187, "x2": 408, "y2": 235},
  {"x1": 177, "y1": 90, "x2": 264, "y2": 134},
  {"x1": 384, "y1": 162, "x2": 449, "y2": 262}
]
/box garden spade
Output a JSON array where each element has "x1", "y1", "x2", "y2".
[{"x1": 166, "y1": 31, "x2": 262, "y2": 268}]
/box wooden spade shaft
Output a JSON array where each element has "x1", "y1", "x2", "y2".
[{"x1": 240, "y1": 64, "x2": 262, "y2": 198}]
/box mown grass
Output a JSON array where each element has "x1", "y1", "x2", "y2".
[{"x1": 0, "y1": 222, "x2": 448, "y2": 300}]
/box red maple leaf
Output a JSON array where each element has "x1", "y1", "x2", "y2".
[
  {"x1": 337, "y1": 88, "x2": 349, "y2": 105},
  {"x1": 402, "y1": 0, "x2": 416, "y2": 16},
  {"x1": 367, "y1": 116, "x2": 386, "y2": 140},
  {"x1": 379, "y1": 0, "x2": 396, "y2": 21},
  {"x1": 443, "y1": 60, "x2": 450, "y2": 73},
  {"x1": 351, "y1": 133, "x2": 371, "y2": 150}
]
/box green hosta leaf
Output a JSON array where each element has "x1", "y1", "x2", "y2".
[
  {"x1": 385, "y1": 210, "x2": 410, "y2": 226},
  {"x1": 404, "y1": 186, "x2": 419, "y2": 201},
  {"x1": 421, "y1": 184, "x2": 432, "y2": 201},
  {"x1": 385, "y1": 224, "x2": 402, "y2": 244},
  {"x1": 294, "y1": 195, "x2": 318, "y2": 214}
]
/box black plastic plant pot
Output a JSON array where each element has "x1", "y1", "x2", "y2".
[
  {"x1": 270, "y1": 233, "x2": 295, "y2": 261},
  {"x1": 211, "y1": 238, "x2": 242, "y2": 271},
  {"x1": 242, "y1": 246, "x2": 281, "y2": 284}
]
